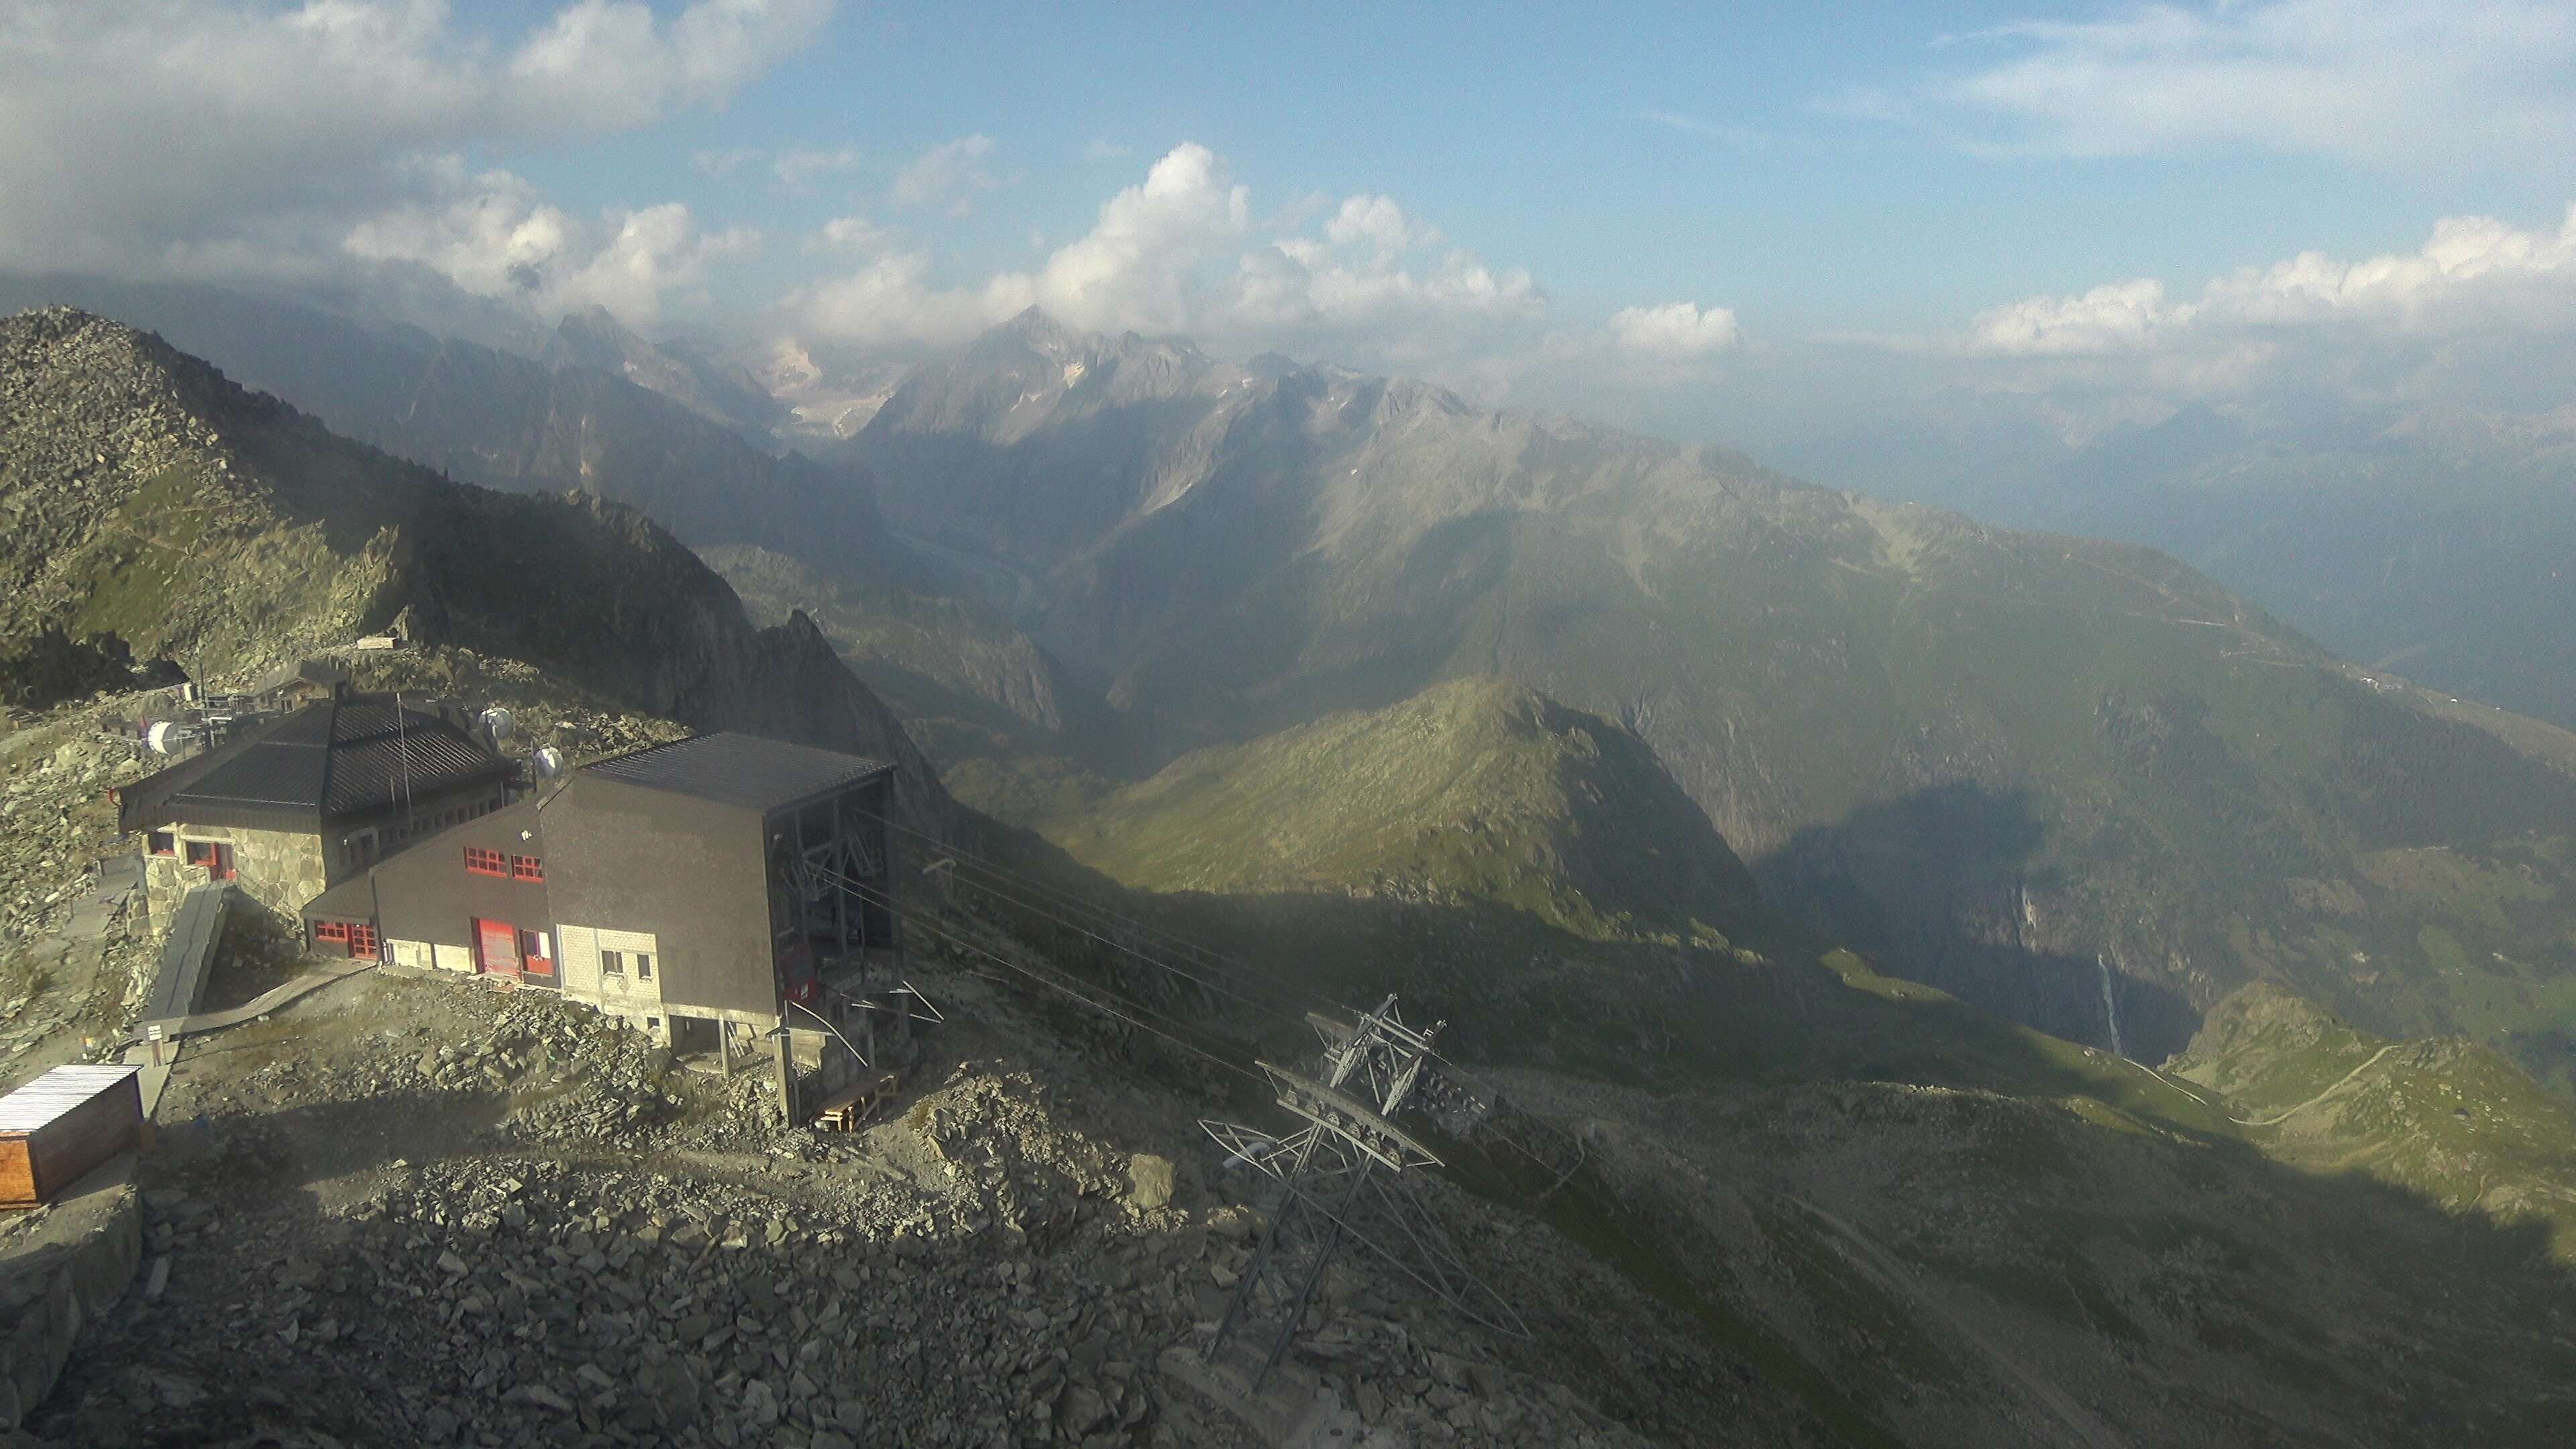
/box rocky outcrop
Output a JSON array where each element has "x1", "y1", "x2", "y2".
[{"x1": 0, "y1": 1156, "x2": 143, "y2": 1433}]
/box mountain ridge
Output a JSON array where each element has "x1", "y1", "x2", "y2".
[
  {"x1": 842, "y1": 310, "x2": 2576, "y2": 1078},
  {"x1": 0, "y1": 305, "x2": 953, "y2": 831}
]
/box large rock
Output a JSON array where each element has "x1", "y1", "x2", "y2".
[{"x1": 1126, "y1": 1154, "x2": 1175, "y2": 1212}]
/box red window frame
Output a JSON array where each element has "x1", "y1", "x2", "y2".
[
  {"x1": 312, "y1": 920, "x2": 350, "y2": 945},
  {"x1": 183, "y1": 841, "x2": 235, "y2": 880},
  {"x1": 511, "y1": 854, "x2": 543, "y2": 882},
  {"x1": 348, "y1": 924, "x2": 380, "y2": 961},
  {"x1": 464, "y1": 846, "x2": 508, "y2": 877}
]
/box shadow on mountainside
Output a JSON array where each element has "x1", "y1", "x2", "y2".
[
  {"x1": 1754, "y1": 781, "x2": 2204, "y2": 1066},
  {"x1": 934, "y1": 834, "x2": 2576, "y2": 1445}
]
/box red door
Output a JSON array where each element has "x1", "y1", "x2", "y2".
[
  {"x1": 473, "y1": 918, "x2": 521, "y2": 977},
  {"x1": 518, "y1": 928, "x2": 555, "y2": 983}
]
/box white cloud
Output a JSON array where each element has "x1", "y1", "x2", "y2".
[
  {"x1": 1323, "y1": 195, "x2": 1442, "y2": 254},
  {"x1": 816, "y1": 215, "x2": 892, "y2": 251},
  {"x1": 341, "y1": 160, "x2": 755, "y2": 327},
  {"x1": 1968, "y1": 204, "x2": 2576, "y2": 358},
  {"x1": 1609, "y1": 301, "x2": 1744, "y2": 358},
  {"x1": 1968, "y1": 278, "x2": 2173, "y2": 356},
  {"x1": 790, "y1": 144, "x2": 1550, "y2": 374},
  {"x1": 1625, "y1": 110, "x2": 1761, "y2": 148},
  {"x1": 1925, "y1": 0, "x2": 2576, "y2": 170},
  {"x1": 772, "y1": 144, "x2": 865, "y2": 189},
  {"x1": 0, "y1": 0, "x2": 830, "y2": 323},
  {"x1": 890, "y1": 134, "x2": 1003, "y2": 214},
  {"x1": 510, "y1": 0, "x2": 837, "y2": 132},
  {"x1": 693, "y1": 146, "x2": 767, "y2": 178},
  {"x1": 1028, "y1": 144, "x2": 1250, "y2": 332}
]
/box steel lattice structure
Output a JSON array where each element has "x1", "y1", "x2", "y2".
[{"x1": 1199, "y1": 996, "x2": 1527, "y2": 1391}]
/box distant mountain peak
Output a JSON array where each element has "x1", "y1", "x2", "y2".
[{"x1": 539, "y1": 305, "x2": 782, "y2": 435}]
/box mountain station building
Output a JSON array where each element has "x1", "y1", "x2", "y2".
[{"x1": 298, "y1": 731, "x2": 905, "y2": 1118}]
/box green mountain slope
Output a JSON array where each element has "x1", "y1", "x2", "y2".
[
  {"x1": 841, "y1": 313, "x2": 2576, "y2": 1081},
  {"x1": 998, "y1": 676, "x2": 1764, "y2": 943},
  {"x1": 2170, "y1": 982, "x2": 2576, "y2": 1257}
]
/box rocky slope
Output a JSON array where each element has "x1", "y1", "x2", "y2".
[
  {"x1": 0, "y1": 307, "x2": 950, "y2": 831},
  {"x1": 0, "y1": 276, "x2": 919, "y2": 591},
  {"x1": 706, "y1": 543, "x2": 1113, "y2": 771},
  {"x1": 26, "y1": 941, "x2": 1788, "y2": 1448},
  {"x1": 839, "y1": 311, "x2": 2576, "y2": 1084},
  {"x1": 541, "y1": 304, "x2": 786, "y2": 437}
]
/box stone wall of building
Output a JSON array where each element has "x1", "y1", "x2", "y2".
[{"x1": 140, "y1": 825, "x2": 327, "y2": 935}]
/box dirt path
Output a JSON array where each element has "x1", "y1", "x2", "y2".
[
  {"x1": 1776, "y1": 1192, "x2": 2133, "y2": 1449},
  {"x1": 2236, "y1": 1044, "x2": 2402, "y2": 1128}
]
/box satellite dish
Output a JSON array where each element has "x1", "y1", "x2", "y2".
[
  {"x1": 146, "y1": 721, "x2": 174, "y2": 754},
  {"x1": 478, "y1": 706, "x2": 515, "y2": 743},
  {"x1": 533, "y1": 747, "x2": 566, "y2": 780}
]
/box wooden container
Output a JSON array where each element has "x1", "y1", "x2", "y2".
[{"x1": 0, "y1": 1065, "x2": 144, "y2": 1207}]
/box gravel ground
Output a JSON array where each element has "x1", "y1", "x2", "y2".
[{"x1": 21, "y1": 954, "x2": 1713, "y2": 1448}]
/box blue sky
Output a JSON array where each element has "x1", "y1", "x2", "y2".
[
  {"x1": 5, "y1": 1, "x2": 2576, "y2": 471},
  {"x1": 468, "y1": 0, "x2": 2576, "y2": 333}
]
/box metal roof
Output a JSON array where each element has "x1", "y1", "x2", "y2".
[
  {"x1": 580, "y1": 732, "x2": 892, "y2": 813},
  {"x1": 121, "y1": 693, "x2": 513, "y2": 833},
  {"x1": 323, "y1": 731, "x2": 502, "y2": 815},
  {"x1": 0, "y1": 1065, "x2": 142, "y2": 1134}
]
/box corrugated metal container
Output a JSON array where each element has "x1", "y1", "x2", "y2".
[{"x1": 0, "y1": 1065, "x2": 145, "y2": 1207}]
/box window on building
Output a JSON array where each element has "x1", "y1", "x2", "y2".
[
  {"x1": 464, "y1": 846, "x2": 507, "y2": 877},
  {"x1": 312, "y1": 920, "x2": 349, "y2": 945},
  {"x1": 511, "y1": 854, "x2": 543, "y2": 882},
  {"x1": 182, "y1": 841, "x2": 233, "y2": 879},
  {"x1": 645, "y1": 1016, "x2": 661, "y2": 1032},
  {"x1": 634, "y1": 953, "x2": 653, "y2": 981},
  {"x1": 600, "y1": 949, "x2": 625, "y2": 976},
  {"x1": 349, "y1": 924, "x2": 379, "y2": 960},
  {"x1": 147, "y1": 830, "x2": 174, "y2": 857}
]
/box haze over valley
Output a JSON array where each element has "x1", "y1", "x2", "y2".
[{"x1": 5, "y1": 3, "x2": 2576, "y2": 1445}]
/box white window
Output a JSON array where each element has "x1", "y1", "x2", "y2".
[
  {"x1": 635, "y1": 953, "x2": 653, "y2": 981},
  {"x1": 600, "y1": 949, "x2": 625, "y2": 976}
]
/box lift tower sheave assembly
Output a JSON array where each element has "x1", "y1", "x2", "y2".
[{"x1": 1199, "y1": 995, "x2": 1527, "y2": 1392}]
